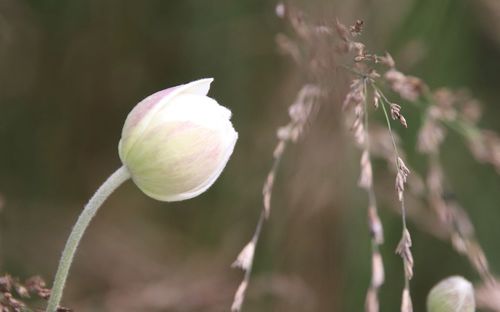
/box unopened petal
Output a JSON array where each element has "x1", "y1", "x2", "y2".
[
  {"x1": 119, "y1": 78, "x2": 215, "y2": 161},
  {"x1": 119, "y1": 78, "x2": 237, "y2": 202},
  {"x1": 126, "y1": 120, "x2": 237, "y2": 201}
]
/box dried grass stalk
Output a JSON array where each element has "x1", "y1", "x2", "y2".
[{"x1": 231, "y1": 84, "x2": 321, "y2": 311}]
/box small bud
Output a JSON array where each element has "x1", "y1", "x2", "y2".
[
  {"x1": 119, "y1": 78, "x2": 238, "y2": 201},
  {"x1": 427, "y1": 276, "x2": 475, "y2": 312}
]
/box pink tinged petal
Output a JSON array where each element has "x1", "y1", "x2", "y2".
[
  {"x1": 119, "y1": 78, "x2": 214, "y2": 162},
  {"x1": 121, "y1": 78, "x2": 213, "y2": 137},
  {"x1": 128, "y1": 119, "x2": 237, "y2": 201},
  {"x1": 119, "y1": 77, "x2": 238, "y2": 202},
  {"x1": 122, "y1": 87, "x2": 177, "y2": 132}
]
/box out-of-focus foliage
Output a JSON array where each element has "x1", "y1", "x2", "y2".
[{"x1": 0, "y1": 0, "x2": 499, "y2": 311}]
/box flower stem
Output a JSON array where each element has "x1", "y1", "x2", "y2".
[{"x1": 46, "y1": 166, "x2": 131, "y2": 312}]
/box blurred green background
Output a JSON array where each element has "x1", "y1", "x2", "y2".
[{"x1": 0, "y1": 0, "x2": 500, "y2": 311}]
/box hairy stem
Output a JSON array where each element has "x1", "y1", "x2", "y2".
[{"x1": 46, "y1": 166, "x2": 131, "y2": 312}]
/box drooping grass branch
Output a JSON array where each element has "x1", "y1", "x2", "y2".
[
  {"x1": 375, "y1": 62, "x2": 498, "y2": 289},
  {"x1": 341, "y1": 21, "x2": 500, "y2": 309},
  {"x1": 344, "y1": 75, "x2": 387, "y2": 312},
  {"x1": 359, "y1": 78, "x2": 385, "y2": 312},
  {"x1": 231, "y1": 85, "x2": 321, "y2": 311},
  {"x1": 376, "y1": 86, "x2": 413, "y2": 312},
  {"x1": 256, "y1": 2, "x2": 499, "y2": 311},
  {"x1": 340, "y1": 26, "x2": 414, "y2": 311}
]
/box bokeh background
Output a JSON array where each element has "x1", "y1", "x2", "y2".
[{"x1": 1, "y1": 0, "x2": 500, "y2": 311}]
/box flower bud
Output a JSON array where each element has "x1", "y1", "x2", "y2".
[
  {"x1": 427, "y1": 276, "x2": 475, "y2": 312},
  {"x1": 118, "y1": 78, "x2": 238, "y2": 202}
]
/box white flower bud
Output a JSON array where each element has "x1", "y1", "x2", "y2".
[
  {"x1": 427, "y1": 276, "x2": 475, "y2": 312},
  {"x1": 118, "y1": 78, "x2": 238, "y2": 202}
]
